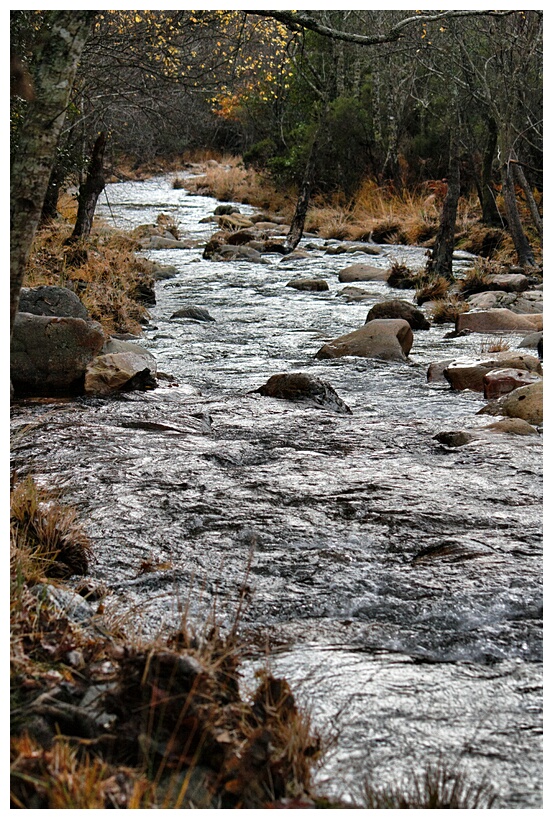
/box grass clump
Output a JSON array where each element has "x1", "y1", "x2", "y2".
[
  {"x1": 361, "y1": 764, "x2": 496, "y2": 809},
  {"x1": 430, "y1": 295, "x2": 470, "y2": 324},
  {"x1": 10, "y1": 475, "x2": 92, "y2": 580},
  {"x1": 415, "y1": 275, "x2": 451, "y2": 306}
]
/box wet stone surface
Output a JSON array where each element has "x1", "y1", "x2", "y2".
[{"x1": 10, "y1": 174, "x2": 542, "y2": 807}]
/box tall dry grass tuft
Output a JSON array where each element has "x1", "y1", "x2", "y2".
[
  {"x1": 361, "y1": 764, "x2": 496, "y2": 809},
  {"x1": 415, "y1": 275, "x2": 451, "y2": 306},
  {"x1": 430, "y1": 296, "x2": 470, "y2": 325},
  {"x1": 10, "y1": 475, "x2": 92, "y2": 580}
]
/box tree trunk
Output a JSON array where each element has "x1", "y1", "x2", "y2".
[
  {"x1": 426, "y1": 129, "x2": 461, "y2": 280},
  {"x1": 512, "y1": 158, "x2": 542, "y2": 242},
  {"x1": 70, "y1": 131, "x2": 107, "y2": 240},
  {"x1": 480, "y1": 117, "x2": 502, "y2": 227},
  {"x1": 41, "y1": 161, "x2": 66, "y2": 223},
  {"x1": 501, "y1": 157, "x2": 536, "y2": 267},
  {"x1": 283, "y1": 130, "x2": 320, "y2": 252},
  {"x1": 10, "y1": 11, "x2": 95, "y2": 334}
]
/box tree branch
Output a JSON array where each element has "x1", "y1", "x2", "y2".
[{"x1": 247, "y1": 10, "x2": 524, "y2": 47}]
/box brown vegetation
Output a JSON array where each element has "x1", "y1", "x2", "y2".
[
  {"x1": 10, "y1": 475, "x2": 329, "y2": 809},
  {"x1": 25, "y1": 222, "x2": 154, "y2": 335}
]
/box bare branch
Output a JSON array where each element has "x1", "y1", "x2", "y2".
[{"x1": 247, "y1": 10, "x2": 524, "y2": 47}]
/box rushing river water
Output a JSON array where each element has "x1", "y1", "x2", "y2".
[{"x1": 11, "y1": 173, "x2": 542, "y2": 807}]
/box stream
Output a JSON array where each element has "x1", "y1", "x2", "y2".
[{"x1": 10, "y1": 173, "x2": 543, "y2": 807}]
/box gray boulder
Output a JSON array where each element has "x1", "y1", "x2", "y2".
[
  {"x1": 18, "y1": 285, "x2": 88, "y2": 318},
  {"x1": 11, "y1": 312, "x2": 105, "y2": 395}
]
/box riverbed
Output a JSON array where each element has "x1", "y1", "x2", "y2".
[{"x1": 10, "y1": 173, "x2": 542, "y2": 807}]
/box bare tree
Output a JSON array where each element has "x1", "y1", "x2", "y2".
[{"x1": 10, "y1": 11, "x2": 96, "y2": 333}]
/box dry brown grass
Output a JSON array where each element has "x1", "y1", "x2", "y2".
[
  {"x1": 25, "y1": 222, "x2": 152, "y2": 335},
  {"x1": 415, "y1": 275, "x2": 451, "y2": 305},
  {"x1": 10, "y1": 475, "x2": 92, "y2": 580},
  {"x1": 430, "y1": 296, "x2": 470, "y2": 324},
  {"x1": 185, "y1": 156, "x2": 291, "y2": 214}
]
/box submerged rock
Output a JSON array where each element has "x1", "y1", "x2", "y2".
[
  {"x1": 171, "y1": 306, "x2": 216, "y2": 322},
  {"x1": 433, "y1": 430, "x2": 476, "y2": 447},
  {"x1": 315, "y1": 318, "x2": 413, "y2": 361},
  {"x1": 484, "y1": 417, "x2": 539, "y2": 436},
  {"x1": 286, "y1": 278, "x2": 329, "y2": 291},
  {"x1": 253, "y1": 372, "x2": 352, "y2": 414}
]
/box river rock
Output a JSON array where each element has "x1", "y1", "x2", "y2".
[
  {"x1": 11, "y1": 312, "x2": 105, "y2": 395},
  {"x1": 253, "y1": 372, "x2": 351, "y2": 414},
  {"x1": 279, "y1": 249, "x2": 312, "y2": 262},
  {"x1": 171, "y1": 306, "x2": 216, "y2": 322},
  {"x1": 455, "y1": 308, "x2": 543, "y2": 334},
  {"x1": 477, "y1": 380, "x2": 543, "y2": 425},
  {"x1": 84, "y1": 350, "x2": 158, "y2": 395},
  {"x1": 213, "y1": 245, "x2": 269, "y2": 264},
  {"x1": 18, "y1": 285, "x2": 88, "y2": 318},
  {"x1": 216, "y1": 213, "x2": 255, "y2": 230},
  {"x1": 226, "y1": 229, "x2": 258, "y2": 245},
  {"x1": 433, "y1": 430, "x2": 476, "y2": 447},
  {"x1": 484, "y1": 417, "x2": 539, "y2": 435},
  {"x1": 488, "y1": 273, "x2": 529, "y2": 292},
  {"x1": 338, "y1": 263, "x2": 389, "y2": 283},
  {"x1": 365, "y1": 300, "x2": 430, "y2": 330},
  {"x1": 286, "y1": 278, "x2": 329, "y2": 291},
  {"x1": 482, "y1": 368, "x2": 542, "y2": 400},
  {"x1": 427, "y1": 360, "x2": 455, "y2": 383},
  {"x1": 214, "y1": 204, "x2": 240, "y2": 216},
  {"x1": 518, "y1": 332, "x2": 543, "y2": 352},
  {"x1": 143, "y1": 236, "x2": 195, "y2": 250},
  {"x1": 466, "y1": 290, "x2": 543, "y2": 314},
  {"x1": 315, "y1": 318, "x2": 413, "y2": 361},
  {"x1": 338, "y1": 286, "x2": 379, "y2": 302},
  {"x1": 444, "y1": 352, "x2": 542, "y2": 392}
]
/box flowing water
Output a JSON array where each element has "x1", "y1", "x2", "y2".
[{"x1": 10, "y1": 174, "x2": 543, "y2": 807}]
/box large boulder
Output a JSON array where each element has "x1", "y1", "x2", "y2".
[
  {"x1": 315, "y1": 318, "x2": 413, "y2": 362},
  {"x1": 365, "y1": 299, "x2": 430, "y2": 330},
  {"x1": 253, "y1": 372, "x2": 351, "y2": 414},
  {"x1": 444, "y1": 352, "x2": 542, "y2": 392},
  {"x1": 477, "y1": 380, "x2": 543, "y2": 425},
  {"x1": 455, "y1": 308, "x2": 542, "y2": 334},
  {"x1": 18, "y1": 285, "x2": 88, "y2": 318},
  {"x1": 338, "y1": 264, "x2": 389, "y2": 283},
  {"x1": 11, "y1": 313, "x2": 105, "y2": 395}
]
